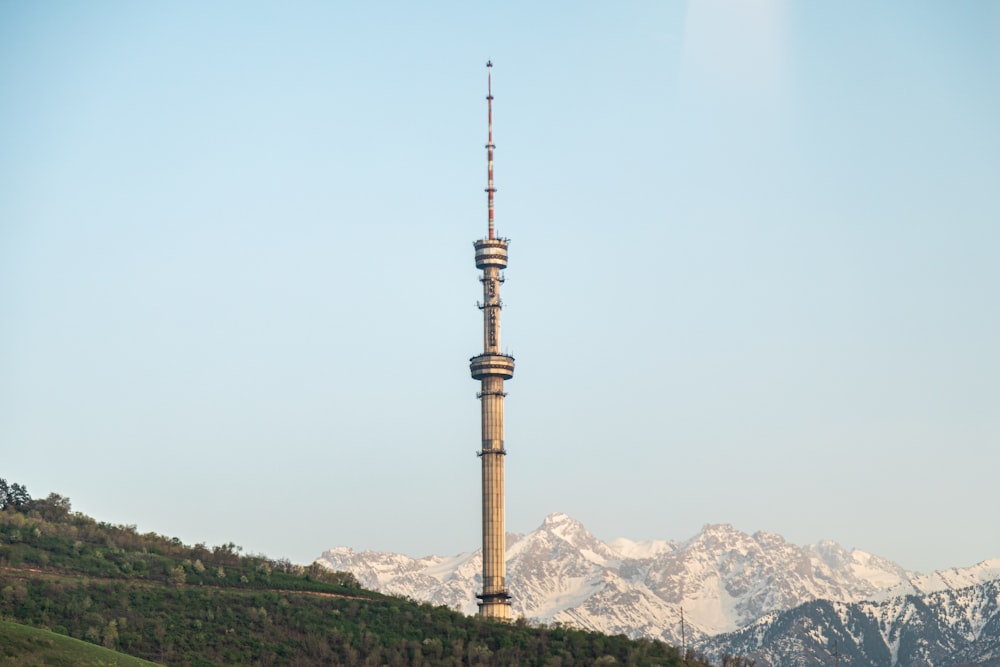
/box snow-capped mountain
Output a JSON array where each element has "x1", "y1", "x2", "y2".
[
  {"x1": 697, "y1": 579, "x2": 1000, "y2": 667},
  {"x1": 316, "y1": 513, "x2": 1000, "y2": 646}
]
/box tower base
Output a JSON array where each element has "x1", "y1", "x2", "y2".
[{"x1": 477, "y1": 591, "x2": 512, "y2": 620}]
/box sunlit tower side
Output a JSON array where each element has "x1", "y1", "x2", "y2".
[{"x1": 470, "y1": 60, "x2": 514, "y2": 620}]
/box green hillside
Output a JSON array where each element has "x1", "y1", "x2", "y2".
[
  {"x1": 0, "y1": 619, "x2": 164, "y2": 666},
  {"x1": 0, "y1": 479, "x2": 712, "y2": 666}
]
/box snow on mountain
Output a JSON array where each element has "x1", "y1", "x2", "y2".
[
  {"x1": 697, "y1": 579, "x2": 1000, "y2": 667},
  {"x1": 315, "y1": 513, "x2": 1000, "y2": 647},
  {"x1": 608, "y1": 536, "x2": 678, "y2": 560},
  {"x1": 318, "y1": 545, "x2": 485, "y2": 614},
  {"x1": 905, "y1": 558, "x2": 1000, "y2": 597}
]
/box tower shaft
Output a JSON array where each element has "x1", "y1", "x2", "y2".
[{"x1": 470, "y1": 61, "x2": 513, "y2": 620}]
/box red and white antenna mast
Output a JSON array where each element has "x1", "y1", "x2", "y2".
[{"x1": 486, "y1": 60, "x2": 496, "y2": 240}]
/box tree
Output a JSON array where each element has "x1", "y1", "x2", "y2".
[
  {"x1": 169, "y1": 566, "x2": 187, "y2": 586},
  {"x1": 0, "y1": 479, "x2": 31, "y2": 511},
  {"x1": 31, "y1": 492, "x2": 72, "y2": 521},
  {"x1": 103, "y1": 619, "x2": 119, "y2": 649}
]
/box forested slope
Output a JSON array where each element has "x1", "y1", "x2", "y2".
[{"x1": 0, "y1": 479, "x2": 703, "y2": 666}]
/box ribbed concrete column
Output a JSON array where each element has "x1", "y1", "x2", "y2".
[
  {"x1": 471, "y1": 239, "x2": 513, "y2": 620},
  {"x1": 480, "y1": 376, "x2": 507, "y2": 616}
]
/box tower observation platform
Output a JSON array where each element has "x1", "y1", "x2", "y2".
[{"x1": 470, "y1": 61, "x2": 514, "y2": 620}]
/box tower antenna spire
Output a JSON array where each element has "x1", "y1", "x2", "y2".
[{"x1": 486, "y1": 60, "x2": 496, "y2": 240}]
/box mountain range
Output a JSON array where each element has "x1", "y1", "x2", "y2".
[
  {"x1": 698, "y1": 579, "x2": 1000, "y2": 666},
  {"x1": 316, "y1": 512, "x2": 1000, "y2": 664}
]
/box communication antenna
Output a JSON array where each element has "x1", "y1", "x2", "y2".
[
  {"x1": 486, "y1": 60, "x2": 496, "y2": 240},
  {"x1": 681, "y1": 606, "x2": 686, "y2": 660}
]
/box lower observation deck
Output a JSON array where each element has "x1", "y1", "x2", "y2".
[
  {"x1": 476, "y1": 590, "x2": 512, "y2": 604},
  {"x1": 469, "y1": 353, "x2": 515, "y2": 380}
]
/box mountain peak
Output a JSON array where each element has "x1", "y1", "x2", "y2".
[
  {"x1": 521, "y1": 512, "x2": 621, "y2": 566},
  {"x1": 702, "y1": 522, "x2": 737, "y2": 532},
  {"x1": 542, "y1": 512, "x2": 576, "y2": 526},
  {"x1": 688, "y1": 523, "x2": 752, "y2": 547},
  {"x1": 538, "y1": 512, "x2": 595, "y2": 547}
]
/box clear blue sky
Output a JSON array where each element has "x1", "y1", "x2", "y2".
[{"x1": 2, "y1": 1, "x2": 997, "y2": 574}]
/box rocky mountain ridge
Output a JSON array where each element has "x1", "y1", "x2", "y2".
[
  {"x1": 697, "y1": 578, "x2": 1000, "y2": 667},
  {"x1": 316, "y1": 512, "x2": 1000, "y2": 645}
]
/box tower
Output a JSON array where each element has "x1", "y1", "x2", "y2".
[{"x1": 470, "y1": 60, "x2": 514, "y2": 620}]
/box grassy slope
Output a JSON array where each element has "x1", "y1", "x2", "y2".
[
  {"x1": 0, "y1": 506, "x2": 708, "y2": 666},
  {"x1": 0, "y1": 619, "x2": 163, "y2": 666}
]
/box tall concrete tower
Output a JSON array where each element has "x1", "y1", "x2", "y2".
[{"x1": 470, "y1": 60, "x2": 514, "y2": 620}]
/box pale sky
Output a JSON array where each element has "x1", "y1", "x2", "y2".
[{"x1": 2, "y1": 1, "x2": 998, "y2": 574}]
